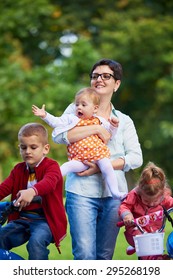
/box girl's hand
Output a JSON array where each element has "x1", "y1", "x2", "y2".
[
  {"x1": 77, "y1": 161, "x2": 100, "y2": 177},
  {"x1": 32, "y1": 104, "x2": 46, "y2": 118},
  {"x1": 123, "y1": 213, "x2": 134, "y2": 226}
]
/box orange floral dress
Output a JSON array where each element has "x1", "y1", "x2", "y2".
[{"x1": 67, "y1": 117, "x2": 110, "y2": 161}]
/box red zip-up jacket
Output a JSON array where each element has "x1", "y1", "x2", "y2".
[
  {"x1": 119, "y1": 188, "x2": 173, "y2": 232},
  {"x1": 0, "y1": 157, "x2": 67, "y2": 251}
]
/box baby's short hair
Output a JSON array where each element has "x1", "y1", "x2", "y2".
[
  {"x1": 18, "y1": 123, "x2": 48, "y2": 144},
  {"x1": 75, "y1": 87, "x2": 100, "y2": 106}
]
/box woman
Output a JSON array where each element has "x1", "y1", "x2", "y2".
[{"x1": 54, "y1": 58, "x2": 143, "y2": 260}]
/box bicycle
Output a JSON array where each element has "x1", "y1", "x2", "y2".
[
  {"x1": 0, "y1": 200, "x2": 24, "y2": 260},
  {"x1": 0, "y1": 196, "x2": 44, "y2": 260},
  {"x1": 117, "y1": 206, "x2": 173, "y2": 260}
]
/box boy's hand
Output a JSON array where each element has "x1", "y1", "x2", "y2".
[
  {"x1": 32, "y1": 104, "x2": 46, "y2": 118},
  {"x1": 14, "y1": 188, "x2": 36, "y2": 211}
]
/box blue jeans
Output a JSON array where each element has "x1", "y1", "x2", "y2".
[
  {"x1": 0, "y1": 218, "x2": 53, "y2": 260},
  {"x1": 65, "y1": 192, "x2": 121, "y2": 260}
]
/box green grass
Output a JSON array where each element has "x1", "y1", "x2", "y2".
[{"x1": 11, "y1": 222, "x2": 172, "y2": 260}]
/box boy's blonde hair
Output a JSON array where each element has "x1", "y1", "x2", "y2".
[
  {"x1": 137, "y1": 162, "x2": 170, "y2": 196},
  {"x1": 75, "y1": 87, "x2": 100, "y2": 106},
  {"x1": 18, "y1": 123, "x2": 48, "y2": 145}
]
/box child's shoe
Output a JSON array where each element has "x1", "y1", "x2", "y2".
[
  {"x1": 139, "y1": 254, "x2": 170, "y2": 260},
  {"x1": 126, "y1": 246, "x2": 136, "y2": 255}
]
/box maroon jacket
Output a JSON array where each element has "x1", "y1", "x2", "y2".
[{"x1": 0, "y1": 157, "x2": 67, "y2": 250}]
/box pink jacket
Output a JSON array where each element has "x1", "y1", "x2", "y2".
[
  {"x1": 119, "y1": 188, "x2": 173, "y2": 233},
  {"x1": 0, "y1": 157, "x2": 67, "y2": 250}
]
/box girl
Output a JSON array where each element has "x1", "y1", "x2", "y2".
[
  {"x1": 119, "y1": 161, "x2": 173, "y2": 259},
  {"x1": 32, "y1": 87, "x2": 126, "y2": 200}
]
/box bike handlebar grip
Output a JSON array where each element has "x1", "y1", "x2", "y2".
[
  {"x1": 0, "y1": 201, "x2": 11, "y2": 211},
  {"x1": 116, "y1": 221, "x2": 124, "y2": 227}
]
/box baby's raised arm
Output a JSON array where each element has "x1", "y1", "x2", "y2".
[{"x1": 32, "y1": 104, "x2": 46, "y2": 118}]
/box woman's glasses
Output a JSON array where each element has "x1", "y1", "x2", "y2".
[{"x1": 90, "y1": 73, "x2": 115, "y2": 80}]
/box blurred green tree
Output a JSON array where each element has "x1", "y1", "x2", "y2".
[{"x1": 0, "y1": 0, "x2": 173, "y2": 187}]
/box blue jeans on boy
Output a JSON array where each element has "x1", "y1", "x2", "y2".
[
  {"x1": 65, "y1": 191, "x2": 121, "y2": 260},
  {"x1": 0, "y1": 218, "x2": 53, "y2": 260}
]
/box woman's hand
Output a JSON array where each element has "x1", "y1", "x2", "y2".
[
  {"x1": 77, "y1": 161, "x2": 100, "y2": 177},
  {"x1": 96, "y1": 126, "x2": 111, "y2": 144}
]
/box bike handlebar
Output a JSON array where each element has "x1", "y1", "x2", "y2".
[
  {"x1": 117, "y1": 220, "x2": 145, "y2": 233},
  {"x1": 117, "y1": 221, "x2": 125, "y2": 227},
  {"x1": 0, "y1": 196, "x2": 42, "y2": 226},
  {"x1": 117, "y1": 207, "x2": 173, "y2": 233},
  {"x1": 0, "y1": 201, "x2": 19, "y2": 225}
]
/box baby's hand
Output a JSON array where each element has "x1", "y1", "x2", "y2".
[
  {"x1": 32, "y1": 104, "x2": 46, "y2": 118},
  {"x1": 109, "y1": 117, "x2": 119, "y2": 127},
  {"x1": 123, "y1": 213, "x2": 134, "y2": 226}
]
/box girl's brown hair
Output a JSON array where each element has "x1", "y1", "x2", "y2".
[{"x1": 137, "y1": 162, "x2": 171, "y2": 196}]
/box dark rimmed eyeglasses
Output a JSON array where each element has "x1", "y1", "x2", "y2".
[{"x1": 90, "y1": 73, "x2": 115, "y2": 81}]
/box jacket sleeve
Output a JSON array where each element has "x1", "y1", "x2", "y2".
[
  {"x1": 42, "y1": 111, "x2": 78, "y2": 129},
  {"x1": 118, "y1": 190, "x2": 137, "y2": 218},
  {"x1": 118, "y1": 113, "x2": 143, "y2": 172},
  {"x1": 0, "y1": 165, "x2": 21, "y2": 200},
  {"x1": 33, "y1": 160, "x2": 62, "y2": 196},
  {"x1": 52, "y1": 103, "x2": 77, "y2": 145},
  {"x1": 0, "y1": 170, "x2": 14, "y2": 200},
  {"x1": 162, "y1": 194, "x2": 173, "y2": 209},
  {"x1": 41, "y1": 112, "x2": 63, "y2": 128}
]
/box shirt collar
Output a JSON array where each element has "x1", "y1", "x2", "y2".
[
  {"x1": 26, "y1": 156, "x2": 45, "y2": 170},
  {"x1": 111, "y1": 103, "x2": 118, "y2": 117}
]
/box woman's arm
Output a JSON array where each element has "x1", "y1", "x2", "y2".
[
  {"x1": 120, "y1": 116, "x2": 143, "y2": 171},
  {"x1": 112, "y1": 158, "x2": 125, "y2": 171},
  {"x1": 53, "y1": 103, "x2": 111, "y2": 144},
  {"x1": 77, "y1": 157, "x2": 125, "y2": 177},
  {"x1": 67, "y1": 124, "x2": 111, "y2": 144}
]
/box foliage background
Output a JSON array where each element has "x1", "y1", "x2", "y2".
[{"x1": 0, "y1": 0, "x2": 173, "y2": 187}]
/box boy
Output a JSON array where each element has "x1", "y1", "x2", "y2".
[{"x1": 0, "y1": 123, "x2": 67, "y2": 259}]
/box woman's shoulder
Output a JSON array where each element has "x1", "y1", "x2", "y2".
[
  {"x1": 63, "y1": 103, "x2": 76, "y2": 114},
  {"x1": 113, "y1": 108, "x2": 131, "y2": 120},
  {"x1": 112, "y1": 109, "x2": 135, "y2": 131}
]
